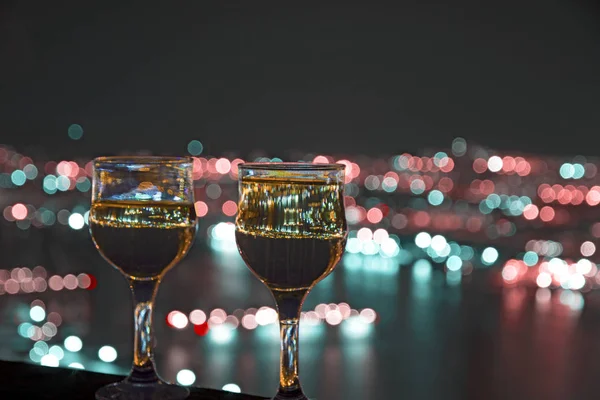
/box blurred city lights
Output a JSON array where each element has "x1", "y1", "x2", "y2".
[
  {"x1": 176, "y1": 369, "x2": 196, "y2": 386},
  {"x1": 30, "y1": 305, "x2": 45, "y2": 322},
  {"x1": 67, "y1": 124, "x2": 84, "y2": 140},
  {"x1": 209, "y1": 325, "x2": 235, "y2": 344},
  {"x1": 11, "y1": 170, "x2": 27, "y2": 186},
  {"x1": 98, "y1": 346, "x2": 118, "y2": 362},
  {"x1": 446, "y1": 255, "x2": 462, "y2": 271},
  {"x1": 189, "y1": 309, "x2": 207, "y2": 325},
  {"x1": 64, "y1": 336, "x2": 83, "y2": 352},
  {"x1": 415, "y1": 232, "x2": 432, "y2": 248},
  {"x1": 581, "y1": 241, "x2": 596, "y2": 257},
  {"x1": 187, "y1": 140, "x2": 204, "y2": 155},
  {"x1": 413, "y1": 259, "x2": 432, "y2": 282},
  {"x1": 481, "y1": 247, "x2": 499, "y2": 266},
  {"x1": 168, "y1": 311, "x2": 189, "y2": 329},
  {"x1": 222, "y1": 384, "x2": 241, "y2": 393},
  {"x1": 68, "y1": 213, "x2": 85, "y2": 230},
  {"x1": 340, "y1": 316, "x2": 373, "y2": 339},
  {"x1": 40, "y1": 354, "x2": 59, "y2": 367},
  {"x1": 5, "y1": 137, "x2": 600, "y2": 388},
  {"x1": 49, "y1": 345, "x2": 65, "y2": 360}
]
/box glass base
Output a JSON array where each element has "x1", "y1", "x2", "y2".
[{"x1": 95, "y1": 380, "x2": 190, "y2": 400}]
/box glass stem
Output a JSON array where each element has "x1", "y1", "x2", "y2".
[
  {"x1": 129, "y1": 278, "x2": 160, "y2": 384},
  {"x1": 273, "y1": 289, "x2": 309, "y2": 400}
]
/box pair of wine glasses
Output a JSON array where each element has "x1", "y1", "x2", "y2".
[{"x1": 89, "y1": 156, "x2": 347, "y2": 400}]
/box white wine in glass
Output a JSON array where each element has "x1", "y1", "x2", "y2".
[
  {"x1": 90, "y1": 157, "x2": 197, "y2": 400},
  {"x1": 235, "y1": 163, "x2": 347, "y2": 400}
]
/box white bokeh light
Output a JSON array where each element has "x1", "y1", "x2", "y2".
[
  {"x1": 98, "y1": 346, "x2": 118, "y2": 362},
  {"x1": 176, "y1": 369, "x2": 196, "y2": 386},
  {"x1": 68, "y1": 213, "x2": 85, "y2": 230},
  {"x1": 222, "y1": 384, "x2": 241, "y2": 393},
  {"x1": 64, "y1": 336, "x2": 83, "y2": 352}
]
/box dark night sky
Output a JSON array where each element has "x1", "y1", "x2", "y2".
[{"x1": 0, "y1": 1, "x2": 599, "y2": 159}]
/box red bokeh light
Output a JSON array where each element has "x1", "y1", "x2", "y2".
[
  {"x1": 438, "y1": 177, "x2": 454, "y2": 193},
  {"x1": 557, "y1": 189, "x2": 572, "y2": 205},
  {"x1": 336, "y1": 159, "x2": 354, "y2": 183},
  {"x1": 440, "y1": 158, "x2": 454, "y2": 173},
  {"x1": 413, "y1": 211, "x2": 430, "y2": 227},
  {"x1": 586, "y1": 186, "x2": 600, "y2": 206},
  {"x1": 229, "y1": 158, "x2": 245, "y2": 178},
  {"x1": 207, "y1": 158, "x2": 218, "y2": 174},
  {"x1": 222, "y1": 201, "x2": 238, "y2": 217},
  {"x1": 479, "y1": 180, "x2": 495, "y2": 195},
  {"x1": 86, "y1": 274, "x2": 97, "y2": 290},
  {"x1": 215, "y1": 158, "x2": 231, "y2": 174},
  {"x1": 192, "y1": 157, "x2": 203, "y2": 179},
  {"x1": 11, "y1": 203, "x2": 28, "y2": 221},
  {"x1": 193, "y1": 322, "x2": 209, "y2": 336},
  {"x1": 466, "y1": 217, "x2": 483, "y2": 232},
  {"x1": 539, "y1": 206, "x2": 555, "y2": 222},
  {"x1": 473, "y1": 158, "x2": 488, "y2": 173},
  {"x1": 344, "y1": 196, "x2": 356, "y2": 207},
  {"x1": 523, "y1": 204, "x2": 539, "y2": 220},
  {"x1": 502, "y1": 156, "x2": 516, "y2": 173},
  {"x1": 514, "y1": 157, "x2": 531, "y2": 176},
  {"x1": 366, "y1": 208, "x2": 383, "y2": 224},
  {"x1": 571, "y1": 189, "x2": 585, "y2": 205},
  {"x1": 194, "y1": 201, "x2": 209, "y2": 218}
]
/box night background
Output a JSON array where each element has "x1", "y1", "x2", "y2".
[
  {"x1": 1, "y1": 1, "x2": 600, "y2": 399},
  {"x1": 2, "y1": 0, "x2": 600, "y2": 157}
]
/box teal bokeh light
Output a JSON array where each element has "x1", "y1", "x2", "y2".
[
  {"x1": 68, "y1": 124, "x2": 84, "y2": 140},
  {"x1": 187, "y1": 140, "x2": 204, "y2": 155}
]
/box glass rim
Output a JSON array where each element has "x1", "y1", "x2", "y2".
[
  {"x1": 93, "y1": 156, "x2": 193, "y2": 166},
  {"x1": 239, "y1": 162, "x2": 345, "y2": 171}
]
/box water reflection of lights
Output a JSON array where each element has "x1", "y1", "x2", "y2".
[
  {"x1": 501, "y1": 247, "x2": 600, "y2": 291},
  {"x1": 208, "y1": 222, "x2": 237, "y2": 253},
  {"x1": 209, "y1": 324, "x2": 236, "y2": 344},
  {"x1": 341, "y1": 316, "x2": 373, "y2": 339},
  {"x1": 165, "y1": 303, "x2": 378, "y2": 341},
  {"x1": 446, "y1": 271, "x2": 462, "y2": 286},
  {"x1": 559, "y1": 290, "x2": 585, "y2": 311}
]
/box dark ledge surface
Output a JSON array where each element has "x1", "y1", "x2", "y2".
[{"x1": 0, "y1": 360, "x2": 268, "y2": 399}]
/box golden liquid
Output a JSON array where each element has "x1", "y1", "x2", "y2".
[
  {"x1": 236, "y1": 177, "x2": 346, "y2": 290},
  {"x1": 89, "y1": 200, "x2": 197, "y2": 280}
]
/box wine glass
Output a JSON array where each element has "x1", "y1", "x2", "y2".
[
  {"x1": 235, "y1": 163, "x2": 347, "y2": 400},
  {"x1": 90, "y1": 156, "x2": 197, "y2": 400}
]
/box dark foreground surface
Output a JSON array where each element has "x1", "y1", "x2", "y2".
[{"x1": 0, "y1": 360, "x2": 265, "y2": 400}]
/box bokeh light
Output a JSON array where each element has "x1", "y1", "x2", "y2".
[
  {"x1": 98, "y1": 346, "x2": 118, "y2": 362},
  {"x1": 176, "y1": 369, "x2": 196, "y2": 386},
  {"x1": 187, "y1": 140, "x2": 204, "y2": 155},
  {"x1": 222, "y1": 384, "x2": 242, "y2": 393},
  {"x1": 481, "y1": 247, "x2": 499, "y2": 266},
  {"x1": 67, "y1": 124, "x2": 84, "y2": 140},
  {"x1": 64, "y1": 336, "x2": 83, "y2": 352}
]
